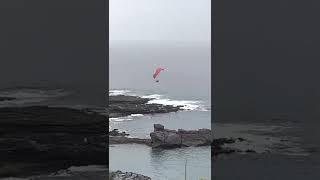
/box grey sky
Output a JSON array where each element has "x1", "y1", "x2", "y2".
[{"x1": 110, "y1": 0, "x2": 211, "y2": 42}]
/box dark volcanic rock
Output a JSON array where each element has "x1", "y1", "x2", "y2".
[
  {"x1": 213, "y1": 146, "x2": 237, "y2": 156},
  {"x1": 28, "y1": 166, "x2": 108, "y2": 180},
  {"x1": 108, "y1": 123, "x2": 247, "y2": 157},
  {"x1": 154, "y1": 124, "x2": 164, "y2": 131},
  {"x1": 212, "y1": 138, "x2": 236, "y2": 147},
  {"x1": 109, "y1": 129, "x2": 129, "y2": 137},
  {"x1": 0, "y1": 97, "x2": 16, "y2": 101},
  {"x1": 109, "y1": 95, "x2": 150, "y2": 104},
  {"x1": 150, "y1": 124, "x2": 212, "y2": 148},
  {"x1": 109, "y1": 124, "x2": 213, "y2": 148},
  {"x1": 109, "y1": 136, "x2": 151, "y2": 146},
  {"x1": 211, "y1": 137, "x2": 258, "y2": 157},
  {"x1": 108, "y1": 95, "x2": 181, "y2": 118},
  {"x1": 109, "y1": 170, "x2": 151, "y2": 180},
  {"x1": 0, "y1": 106, "x2": 107, "y2": 178}
]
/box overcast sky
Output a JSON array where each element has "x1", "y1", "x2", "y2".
[{"x1": 110, "y1": 0, "x2": 211, "y2": 42}]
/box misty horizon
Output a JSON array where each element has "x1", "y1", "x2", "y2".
[{"x1": 110, "y1": 0, "x2": 211, "y2": 43}]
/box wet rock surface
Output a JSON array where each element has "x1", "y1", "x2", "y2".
[
  {"x1": 109, "y1": 129, "x2": 129, "y2": 137},
  {"x1": 0, "y1": 95, "x2": 181, "y2": 178},
  {"x1": 108, "y1": 95, "x2": 181, "y2": 118},
  {"x1": 0, "y1": 96, "x2": 16, "y2": 101},
  {"x1": 0, "y1": 106, "x2": 107, "y2": 178},
  {"x1": 212, "y1": 137, "x2": 257, "y2": 156},
  {"x1": 28, "y1": 166, "x2": 108, "y2": 180},
  {"x1": 109, "y1": 136, "x2": 151, "y2": 146},
  {"x1": 109, "y1": 170, "x2": 151, "y2": 180},
  {"x1": 109, "y1": 124, "x2": 214, "y2": 148},
  {"x1": 109, "y1": 124, "x2": 254, "y2": 156},
  {"x1": 150, "y1": 124, "x2": 212, "y2": 148}
]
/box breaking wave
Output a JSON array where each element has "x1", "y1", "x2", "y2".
[
  {"x1": 109, "y1": 89, "x2": 209, "y2": 111},
  {"x1": 109, "y1": 90, "x2": 131, "y2": 96}
]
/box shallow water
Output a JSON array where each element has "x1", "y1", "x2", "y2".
[{"x1": 110, "y1": 144, "x2": 211, "y2": 180}]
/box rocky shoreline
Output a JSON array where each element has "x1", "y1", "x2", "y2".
[
  {"x1": 0, "y1": 96, "x2": 16, "y2": 101},
  {"x1": 0, "y1": 106, "x2": 107, "y2": 178},
  {"x1": 109, "y1": 170, "x2": 151, "y2": 180},
  {"x1": 108, "y1": 95, "x2": 181, "y2": 118},
  {"x1": 0, "y1": 95, "x2": 184, "y2": 178},
  {"x1": 0, "y1": 94, "x2": 251, "y2": 179},
  {"x1": 110, "y1": 124, "x2": 254, "y2": 157}
]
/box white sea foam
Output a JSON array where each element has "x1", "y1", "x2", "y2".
[
  {"x1": 143, "y1": 94, "x2": 208, "y2": 111},
  {"x1": 109, "y1": 90, "x2": 131, "y2": 96},
  {"x1": 130, "y1": 114, "x2": 144, "y2": 117},
  {"x1": 149, "y1": 98, "x2": 205, "y2": 111},
  {"x1": 109, "y1": 89, "x2": 209, "y2": 111},
  {"x1": 109, "y1": 117, "x2": 120, "y2": 121},
  {"x1": 141, "y1": 94, "x2": 162, "y2": 99},
  {"x1": 109, "y1": 117, "x2": 133, "y2": 122}
]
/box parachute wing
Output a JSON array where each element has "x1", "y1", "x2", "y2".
[{"x1": 153, "y1": 67, "x2": 165, "y2": 79}]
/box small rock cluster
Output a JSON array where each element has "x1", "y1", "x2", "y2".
[
  {"x1": 109, "y1": 170, "x2": 151, "y2": 180},
  {"x1": 109, "y1": 129, "x2": 129, "y2": 137}
]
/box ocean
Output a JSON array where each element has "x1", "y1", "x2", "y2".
[{"x1": 109, "y1": 41, "x2": 211, "y2": 180}]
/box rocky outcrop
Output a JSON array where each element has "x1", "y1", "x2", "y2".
[
  {"x1": 109, "y1": 136, "x2": 151, "y2": 146},
  {"x1": 109, "y1": 129, "x2": 129, "y2": 137},
  {"x1": 28, "y1": 166, "x2": 108, "y2": 180},
  {"x1": 0, "y1": 97, "x2": 16, "y2": 101},
  {"x1": 108, "y1": 124, "x2": 252, "y2": 156},
  {"x1": 109, "y1": 124, "x2": 214, "y2": 148},
  {"x1": 212, "y1": 138, "x2": 238, "y2": 156},
  {"x1": 0, "y1": 106, "x2": 107, "y2": 178},
  {"x1": 109, "y1": 170, "x2": 151, "y2": 180},
  {"x1": 108, "y1": 95, "x2": 181, "y2": 118},
  {"x1": 150, "y1": 124, "x2": 212, "y2": 148},
  {"x1": 212, "y1": 137, "x2": 257, "y2": 156}
]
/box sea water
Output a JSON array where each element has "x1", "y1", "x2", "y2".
[{"x1": 109, "y1": 41, "x2": 211, "y2": 180}]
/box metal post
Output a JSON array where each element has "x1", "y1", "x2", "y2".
[{"x1": 184, "y1": 159, "x2": 187, "y2": 180}]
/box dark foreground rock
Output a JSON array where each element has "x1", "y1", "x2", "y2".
[
  {"x1": 109, "y1": 170, "x2": 151, "y2": 180},
  {"x1": 0, "y1": 106, "x2": 107, "y2": 178},
  {"x1": 0, "y1": 96, "x2": 16, "y2": 101},
  {"x1": 108, "y1": 95, "x2": 181, "y2": 118},
  {"x1": 212, "y1": 137, "x2": 257, "y2": 157},
  {"x1": 28, "y1": 166, "x2": 108, "y2": 180}
]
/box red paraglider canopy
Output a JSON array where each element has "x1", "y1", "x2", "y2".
[{"x1": 153, "y1": 67, "x2": 165, "y2": 79}]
